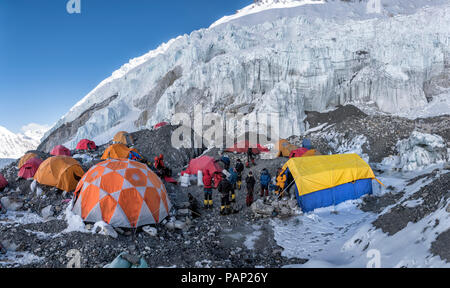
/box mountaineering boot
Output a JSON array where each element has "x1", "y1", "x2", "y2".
[
  {"x1": 220, "y1": 206, "x2": 226, "y2": 215},
  {"x1": 237, "y1": 181, "x2": 242, "y2": 190},
  {"x1": 209, "y1": 200, "x2": 213, "y2": 209},
  {"x1": 204, "y1": 199, "x2": 208, "y2": 209},
  {"x1": 231, "y1": 193, "x2": 236, "y2": 203}
]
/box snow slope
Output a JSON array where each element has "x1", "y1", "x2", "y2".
[
  {"x1": 0, "y1": 125, "x2": 47, "y2": 159},
  {"x1": 41, "y1": 0, "x2": 450, "y2": 150},
  {"x1": 275, "y1": 166, "x2": 450, "y2": 268}
]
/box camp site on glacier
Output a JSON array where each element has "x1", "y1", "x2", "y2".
[{"x1": 0, "y1": 0, "x2": 449, "y2": 272}]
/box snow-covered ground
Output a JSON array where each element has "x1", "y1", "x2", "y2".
[
  {"x1": 0, "y1": 251, "x2": 43, "y2": 268},
  {"x1": 273, "y1": 165, "x2": 450, "y2": 268},
  {"x1": 273, "y1": 200, "x2": 376, "y2": 265},
  {"x1": 0, "y1": 211, "x2": 44, "y2": 226}
]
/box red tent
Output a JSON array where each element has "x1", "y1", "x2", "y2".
[
  {"x1": 19, "y1": 157, "x2": 43, "y2": 179},
  {"x1": 225, "y1": 140, "x2": 270, "y2": 154},
  {"x1": 51, "y1": 145, "x2": 71, "y2": 156},
  {"x1": 181, "y1": 156, "x2": 222, "y2": 187},
  {"x1": 0, "y1": 173, "x2": 8, "y2": 190},
  {"x1": 76, "y1": 139, "x2": 97, "y2": 150},
  {"x1": 289, "y1": 148, "x2": 309, "y2": 159},
  {"x1": 154, "y1": 122, "x2": 169, "y2": 130}
]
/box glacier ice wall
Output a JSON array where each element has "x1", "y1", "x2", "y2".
[{"x1": 41, "y1": 2, "x2": 450, "y2": 150}]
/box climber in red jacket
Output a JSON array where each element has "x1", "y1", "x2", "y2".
[
  {"x1": 202, "y1": 170, "x2": 213, "y2": 209},
  {"x1": 154, "y1": 154, "x2": 172, "y2": 178}
]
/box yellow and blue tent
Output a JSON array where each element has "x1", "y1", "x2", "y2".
[{"x1": 281, "y1": 153, "x2": 382, "y2": 212}]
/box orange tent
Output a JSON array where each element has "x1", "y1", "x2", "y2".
[
  {"x1": 101, "y1": 144, "x2": 141, "y2": 160},
  {"x1": 34, "y1": 156, "x2": 85, "y2": 192},
  {"x1": 72, "y1": 159, "x2": 171, "y2": 228},
  {"x1": 113, "y1": 131, "x2": 134, "y2": 146},
  {"x1": 303, "y1": 149, "x2": 321, "y2": 156},
  {"x1": 18, "y1": 153, "x2": 38, "y2": 169},
  {"x1": 276, "y1": 139, "x2": 298, "y2": 157}
]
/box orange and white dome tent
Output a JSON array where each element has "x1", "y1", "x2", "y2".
[{"x1": 72, "y1": 159, "x2": 171, "y2": 228}]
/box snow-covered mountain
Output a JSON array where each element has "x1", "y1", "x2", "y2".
[
  {"x1": 39, "y1": 0, "x2": 450, "y2": 151},
  {"x1": 0, "y1": 125, "x2": 48, "y2": 159}
]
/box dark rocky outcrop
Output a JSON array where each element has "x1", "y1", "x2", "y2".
[{"x1": 37, "y1": 94, "x2": 119, "y2": 153}]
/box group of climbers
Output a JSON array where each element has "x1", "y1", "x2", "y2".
[
  {"x1": 201, "y1": 156, "x2": 239, "y2": 215},
  {"x1": 202, "y1": 170, "x2": 237, "y2": 215},
  {"x1": 197, "y1": 149, "x2": 292, "y2": 215}
]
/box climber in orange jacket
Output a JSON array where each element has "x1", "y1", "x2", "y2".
[{"x1": 276, "y1": 168, "x2": 287, "y2": 197}]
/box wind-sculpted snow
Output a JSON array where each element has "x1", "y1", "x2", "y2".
[
  {"x1": 42, "y1": 1, "x2": 450, "y2": 150},
  {"x1": 382, "y1": 132, "x2": 449, "y2": 172}
]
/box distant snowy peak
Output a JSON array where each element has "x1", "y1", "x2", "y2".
[
  {"x1": 21, "y1": 123, "x2": 51, "y2": 143},
  {"x1": 210, "y1": 0, "x2": 449, "y2": 28},
  {"x1": 0, "y1": 125, "x2": 49, "y2": 159}
]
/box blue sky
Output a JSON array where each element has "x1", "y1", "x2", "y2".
[{"x1": 0, "y1": 0, "x2": 251, "y2": 133}]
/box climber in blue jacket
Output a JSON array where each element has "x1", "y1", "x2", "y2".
[
  {"x1": 228, "y1": 167, "x2": 238, "y2": 203},
  {"x1": 259, "y1": 168, "x2": 271, "y2": 198}
]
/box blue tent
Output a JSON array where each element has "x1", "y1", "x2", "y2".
[{"x1": 281, "y1": 154, "x2": 380, "y2": 212}]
